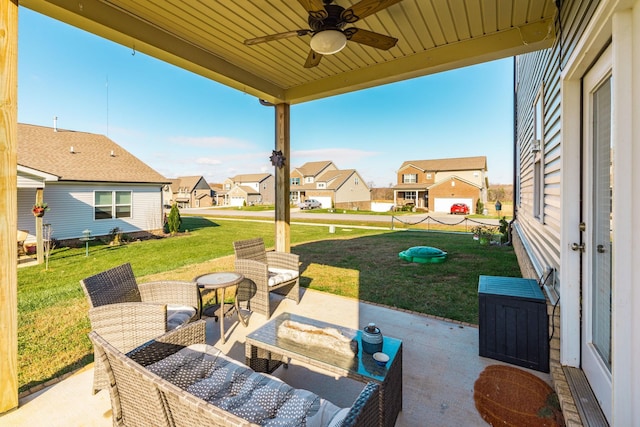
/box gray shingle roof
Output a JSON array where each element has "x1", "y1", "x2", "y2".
[
  {"x1": 17, "y1": 123, "x2": 167, "y2": 184},
  {"x1": 315, "y1": 169, "x2": 355, "y2": 190}
]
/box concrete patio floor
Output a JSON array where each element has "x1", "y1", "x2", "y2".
[{"x1": 0, "y1": 288, "x2": 551, "y2": 426}]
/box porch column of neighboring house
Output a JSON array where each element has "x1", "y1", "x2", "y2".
[
  {"x1": 35, "y1": 188, "x2": 44, "y2": 264},
  {"x1": 0, "y1": 0, "x2": 19, "y2": 412},
  {"x1": 274, "y1": 103, "x2": 291, "y2": 252}
]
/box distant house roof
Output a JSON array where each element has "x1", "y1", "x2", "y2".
[
  {"x1": 315, "y1": 169, "x2": 357, "y2": 190},
  {"x1": 17, "y1": 123, "x2": 167, "y2": 184},
  {"x1": 291, "y1": 169, "x2": 364, "y2": 192},
  {"x1": 231, "y1": 173, "x2": 271, "y2": 183},
  {"x1": 173, "y1": 175, "x2": 207, "y2": 192},
  {"x1": 294, "y1": 160, "x2": 334, "y2": 177},
  {"x1": 399, "y1": 156, "x2": 487, "y2": 172}
]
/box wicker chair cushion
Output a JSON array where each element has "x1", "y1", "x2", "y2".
[
  {"x1": 147, "y1": 344, "x2": 346, "y2": 426},
  {"x1": 166, "y1": 305, "x2": 197, "y2": 330},
  {"x1": 267, "y1": 268, "x2": 299, "y2": 287}
]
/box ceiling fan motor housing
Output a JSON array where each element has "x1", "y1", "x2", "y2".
[{"x1": 308, "y1": 4, "x2": 347, "y2": 32}]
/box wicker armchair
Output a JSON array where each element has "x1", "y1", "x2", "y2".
[
  {"x1": 89, "y1": 320, "x2": 380, "y2": 427},
  {"x1": 233, "y1": 238, "x2": 300, "y2": 319},
  {"x1": 81, "y1": 262, "x2": 199, "y2": 393}
]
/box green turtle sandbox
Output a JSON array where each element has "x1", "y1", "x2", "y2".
[{"x1": 398, "y1": 246, "x2": 447, "y2": 263}]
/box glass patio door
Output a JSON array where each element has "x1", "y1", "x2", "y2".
[{"x1": 581, "y1": 46, "x2": 612, "y2": 423}]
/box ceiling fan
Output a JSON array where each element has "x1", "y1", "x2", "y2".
[{"x1": 244, "y1": 0, "x2": 402, "y2": 68}]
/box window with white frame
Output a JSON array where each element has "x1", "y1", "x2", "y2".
[
  {"x1": 305, "y1": 177, "x2": 314, "y2": 183},
  {"x1": 317, "y1": 182, "x2": 326, "y2": 189},
  {"x1": 404, "y1": 192, "x2": 416, "y2": 200},
  {"x1": 533, "y1": 88, "x2": 545, "y2": 221},
  {"x1": 95, "y1": 190, "x2": 132, "y2": 220},
  {"x1": 291, "y1": 177, "x2": 300, "y2": 185},
  {"x1": 426, "y1": 173, "x2": 432, "y2": 180},
  {"x1": 403, "y1": 174, "x2": 417, "y2": 183},
  {"x1": 354, "y1": 177, "x2": 359, "y2": 185}
]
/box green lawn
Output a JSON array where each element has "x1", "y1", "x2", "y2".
[{"x1": 17, "y1": 216, "x2": 519, "y2": 393}]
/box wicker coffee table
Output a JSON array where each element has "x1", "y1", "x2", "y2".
[{"x1": 245, "y1": 313, "x2": 402, "y2": 427}]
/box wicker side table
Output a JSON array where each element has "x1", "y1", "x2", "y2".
[{"x1": 194, "y1": 272, "x2": 247, "y2": 344}]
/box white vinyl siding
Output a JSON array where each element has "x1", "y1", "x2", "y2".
[
  {"x1": 18, "y1": 183, "x2": 163, "y2": 240},
  {"x1": 515, "y1": 48, "x2": 561, "y2": 279},
  {"x1": 334, "y1": 172, "x2": 371, "y2": 204},
  {"x1": 515, "y1": 1, "x2": 602, "y2": 291},
  {"x1": 533, "y1": 88, "x2": 545, "y2": 222}
]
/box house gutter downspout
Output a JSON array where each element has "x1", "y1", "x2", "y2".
[{"x1": 509, "y1": 56, "x2": 518, "y2": 245}]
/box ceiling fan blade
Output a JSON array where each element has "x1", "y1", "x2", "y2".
[
  {"x1": 304, "y1": 49, "x2": 323, "y2": 68},
  {"x1": 341, "y1": 0, "x2": 404, "y2": 23},
  {"x1": 244, "y1": 30, "x2": 311, "y2": 46},
  {"x1": 347, "y1": 28, "x2": 398, "y2": 50},
  {"x1": 298, "y1": 0, "x2": 328, "y2": 20}
]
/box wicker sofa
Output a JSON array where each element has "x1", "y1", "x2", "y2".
[{"x1": 90, "y1": 320, "x2": 380, "y2": 427}]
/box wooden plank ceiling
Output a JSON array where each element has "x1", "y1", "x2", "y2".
[{"x1": 21, "y1": 0, "x2": 557, "y2": 104}]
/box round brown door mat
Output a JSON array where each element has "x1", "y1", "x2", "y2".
[{"x1": 474, "y1": 365, "x2": 565, "y2": 426}]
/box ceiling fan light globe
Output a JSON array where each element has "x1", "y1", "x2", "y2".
[{"x1": 310, "y1": 30, "x2": 347, "y2": 55}]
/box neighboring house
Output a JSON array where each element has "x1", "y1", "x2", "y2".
[
  {"x1": 513, "y1": 1, "x2": 640, "y2": 424},
  {"x1": 167, "y1": 176, "x2": 213, "y2": 208},
  {"x1": 392, "y1": 156, "x2": 488, "y2": 212},
  {"x1": 17, "y1": 123, "x2": 168, "y2": 242},
  {"x1": 290, "y1": 161, "x2": 371, "y2": 210},
  {"x1": 222, "y1": 173, "x2": 274, "y2": 206},
  {"x1": 208, "y1": 183, "x2": 224, "y2": 206}
]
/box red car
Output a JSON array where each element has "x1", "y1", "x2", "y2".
[{"x1": 450, "y1": 203, "x2": 470, "y2": 215}]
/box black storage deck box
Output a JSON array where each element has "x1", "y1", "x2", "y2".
[{"x1": 478, "y1": 275, "x2": 549, "y2": 372}]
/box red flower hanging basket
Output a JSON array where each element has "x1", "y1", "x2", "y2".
[{"x1": 32, "y1": 203, "x2": 48, "y2": 217}]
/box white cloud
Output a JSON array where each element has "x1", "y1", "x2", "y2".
[{"x1": 195, "y1": 157, "x2": 222, "y2": 165}]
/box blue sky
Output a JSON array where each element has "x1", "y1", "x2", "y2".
[{"x1": 18, "y1": 8, "x2": 514, "y2": 187}]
